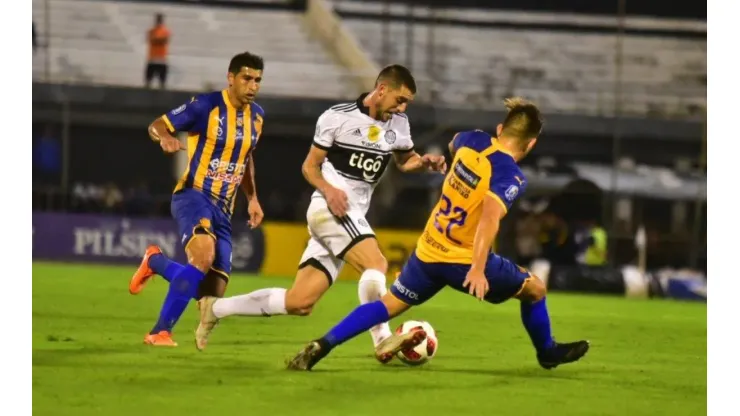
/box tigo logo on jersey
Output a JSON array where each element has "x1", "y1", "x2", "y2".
[
  {"x1": 367, "y1": 125, "x2": 381, "y2": 142},
  {"x1": 505, "y1": 185, "x2": 519, "y2": 201},
  {"x1": 349, "y1": 153, "x2": 386, "y2": 181}
]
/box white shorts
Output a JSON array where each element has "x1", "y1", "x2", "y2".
[{"x1": 298, "y1": 196, "x2": 375, "y2": 283}]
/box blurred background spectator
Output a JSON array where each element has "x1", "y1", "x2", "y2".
[{"x1": 145, "y1": 12, "x2": 170, "y2": 89}]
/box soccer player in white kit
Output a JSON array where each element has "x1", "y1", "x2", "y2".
[{"x1": 194, "y1": 65, "x2": 447, "y2": 357}]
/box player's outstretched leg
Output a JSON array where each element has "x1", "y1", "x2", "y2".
[
  {"x1": 286, "y1": 293, "x2": 414, "y2": 371},
  {"x1": 193, "y1": 287, "x2": 286, "y2": 350},
  {"x1": 145, "y1": 236, "x2": 211, "y2": 346},
  {"x1": 194, "y1": 264, "x2": 331, "y2": 350},
  {"x1": 515, "y1": 276, "x2": 590, "y2": 369},
  {"x1": 343, "y1": 238, "x2": 394, "y2": 350}
]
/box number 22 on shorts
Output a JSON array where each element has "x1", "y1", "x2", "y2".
[{"x1": 433, "y1": 194, "x2": 467, "y2": 245}]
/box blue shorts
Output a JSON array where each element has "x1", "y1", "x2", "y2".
[
  {"x1": 171, "y1": 189, "x2": 232, "y2": 279},
  {"x1": 390, "y1": 251, "x2": 532, "y2": 306}
]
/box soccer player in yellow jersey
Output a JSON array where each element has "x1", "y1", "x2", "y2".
[
  {"x1": 287, "y1": 98, "x2": 590, "y2": 370},
  {"x1": 127, "y1": 52, "x2": 266, "y2": 346}
]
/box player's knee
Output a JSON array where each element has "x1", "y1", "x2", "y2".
[
  {"x1": 189, "y1": 249, "x2": 215, "y2": 272},
  {"x1": 360, "y1": 251, "x2": 387, "y2": 274},
  {"x1": 186, "y1": 236, "x2": 216, "y2": 273},
  {"x1": 519, "y1": 275, "x2": 547, "y2": 303},
  {"x1": 369, "y1": 255, "x2": 388, "y2": 274},
  {"x1": 345, "y1": 239, "x2": 388, "y2": 274}
]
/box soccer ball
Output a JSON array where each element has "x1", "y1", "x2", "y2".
[{"x1": 394, "y1": 320, "x2": 438, "y2": 366}]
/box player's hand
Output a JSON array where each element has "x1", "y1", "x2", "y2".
[
  {"x1": 323, "y1": 186, "x2": 349, "y2": 217},
  {"x1": 421, "y1": 154, "x2": 447, "y2": 174},
  {"x1": 462, "y1": 268, "x2": 489, "y2": 300},
  {"x1": 160, "y1": 136, "x2": 185, "y2": 154},
  {"x1": 247, "y1": 198, "x2": 264, "y2": 229}
]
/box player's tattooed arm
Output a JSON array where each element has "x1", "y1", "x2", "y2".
[
  {"x1": 302, "y1": 145, "x2": 349, "y2": 216},
  {"x1": 148, "y1": 118, "x2": 184, "y2": 154}
]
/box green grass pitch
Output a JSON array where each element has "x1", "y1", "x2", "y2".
[{"x1": 32, "y1": 262, "x2": 706, "y2": 416}]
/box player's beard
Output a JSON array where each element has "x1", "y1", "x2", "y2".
[{"x1": 377, "y1": 105, "x2": 392, "y2": 121}]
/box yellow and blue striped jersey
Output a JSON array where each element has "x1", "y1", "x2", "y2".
[
  {"x1": 162, "y1": 90, "x2": 264, "y2": 216},
  {"x1": 415, "y1": 130, "x2": 527, "y2": 264}
]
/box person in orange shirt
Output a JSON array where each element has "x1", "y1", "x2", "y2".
[{"x1": 145, "y1": 13, "x2": 170, "y2": 89}]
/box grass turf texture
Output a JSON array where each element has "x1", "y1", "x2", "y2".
[{"x1": 33, "y1": 262, "x2": 706, "y2": 416}]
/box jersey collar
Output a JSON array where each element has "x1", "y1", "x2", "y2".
[
  {"x1": 491, "y1": 137, "x2": 518, "y2": 159},
  {"x1": 222, "y1": 89, "x2": 238, "y2": 110},
  {"x1": 356, "y1": 93, "x2": 370, "y2": 116}
]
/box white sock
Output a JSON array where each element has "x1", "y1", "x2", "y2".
[
  {"x1": 358, "y1": 269, "x2": 393, "y2": 347},
  {"x1": 212, "y1": 288, "x2": 287, "y2": 318}
]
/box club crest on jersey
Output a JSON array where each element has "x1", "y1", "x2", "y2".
[
  {"x1": 367, "y1": 125, "x2": 381, "y2": 143},
  {"x1": 237, "y1": 117, "x2": 244, "y2": 127},
  {"x1": 384, "y1": 130, "x2": 396, "y2": 144},
  {"x1": 505, "y1": 185, "x2": 519, "y2": 201}
]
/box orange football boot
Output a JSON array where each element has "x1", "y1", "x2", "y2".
[
  {"x1": 129, "y1": 245, "x2": 162, "y2": 295},
  {"x1": 144, "y1": 331, "x2": 178, "y2": 347}
]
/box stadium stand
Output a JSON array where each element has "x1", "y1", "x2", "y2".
[
  {"x1": 32, "y1": 0, "x2": 706, "y2": 118},
  {"x1": 32, "y1": 0, "x2": 360, "y2": 99},
  {"x1": 330, "y1": 1, "x2": 706, "y2": 118}
]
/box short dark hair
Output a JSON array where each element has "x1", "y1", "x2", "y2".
[
  {"x1": 376, "y1": 64, "x2": 416, "y2": 94},
  {"x1": 228, "y1": 52, "x2": 265, "y2": 74},
  {"x1": 501, "y1": 97, "x2": 544, "y2": 140},
  {"x1": 155, "y1": 13, "x2": 164, "y2": 24}
]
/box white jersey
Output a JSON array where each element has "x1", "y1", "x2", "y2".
[{"x1": 312, "y1": 94, "x2": 415, "y2": 214}]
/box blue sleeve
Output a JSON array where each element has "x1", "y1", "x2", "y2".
[
  {"x1": 251, "y1": 102, "x2": 265, "y2": 119},
  {"x1": 451, "y1": 130, "x2": 491, "y2": 153},
  {"x1": 162, "y1": 96, "x2": 210, "y2": 133},
  {"x1": 487, "y1": 162, "x2": 525, "y2": 212}
]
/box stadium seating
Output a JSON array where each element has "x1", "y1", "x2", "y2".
[
  {"x1": 333, "y1": 2, "x2": 706, "y2": 118},
  {"x1": 32, "y1": 0, "x2": 706, "y2": 118},
  {"x1": 32, "y1": 0, "x2": 359, "y2": 99}
]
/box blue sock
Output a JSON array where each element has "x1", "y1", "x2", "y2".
[
  {"x1": 148, "y1": 253, "x2": 184, "y2": 283},
  {"x1": 323, "y1": 301, "x2": 390, "y2": 348},
  {"x1": 150, "y1": 265, "x2": 205, "y2": 334},
  {"x1": 520, "y1": 297, "x2": 555, "y2": 353}
]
